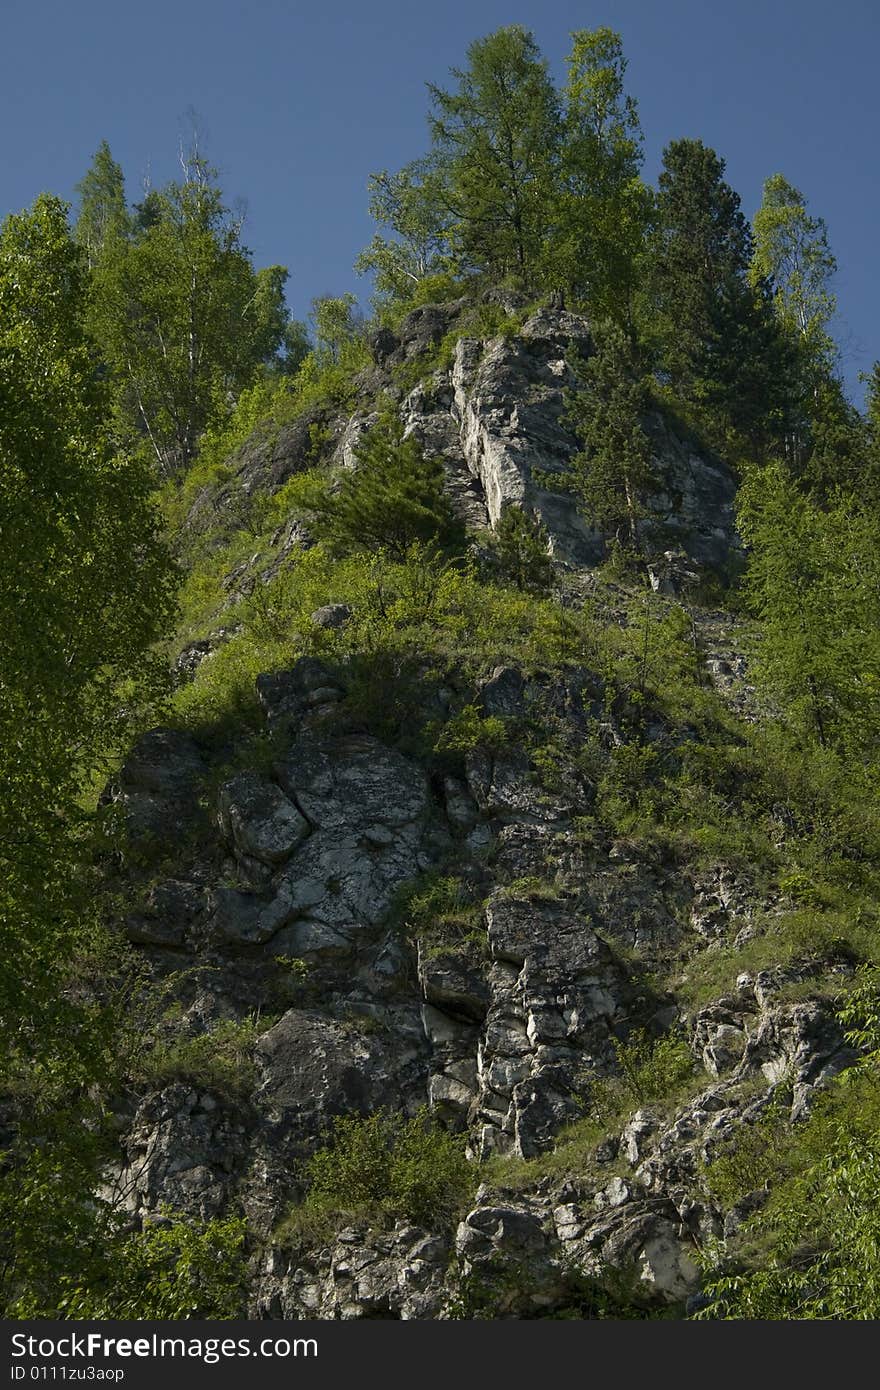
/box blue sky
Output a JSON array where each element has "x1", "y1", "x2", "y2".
[{"x1": 2, "y1": 0, "x2": 877, "y2": 400}]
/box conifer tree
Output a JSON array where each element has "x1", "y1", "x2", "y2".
[
  {"x1": 567, "y1": 324, "x2": 656, "y2": 554},
  {"x1": 428, "y1": 26, "x2": 560, "y2": 284},
  {"x1": 491, "y1": 505, "x2": 553, "y2": 593},
  {"x1": 550, "y1": 28, "x2": 650, "y2": 320},
  {"x1": 302, "y1": 415, "x2": 464, "y2": 560},
  {"x1": 643, "y1": 139, "x2": 792, "y2": 455}
]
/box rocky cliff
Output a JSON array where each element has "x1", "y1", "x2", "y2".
[{"x1": 101, "y1": 302, "x2": 858, "y2": 1318}]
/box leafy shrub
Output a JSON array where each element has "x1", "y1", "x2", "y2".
[
  {"x1": 699, "y1": 982, "x2": 880, "y2": 1318},
  {"x1": 592, "y1": 1028, "x2": 695, "y2": 1123},
  {"x1": 0, "y1": 1113, "x2": 247, "y2": 1318},
  {"x1": 398, "y1": 873, "x2": 485, "y2": 952},
  {"x1": 434, "y1": 702, "x2": 510, "y2": 757},
  {"x1": 57, "y1": 1215, "x2": 248, "y2": 1320},
  {"x1": 296, "y1": 1108, "x2": 475, "y2": 1231}
]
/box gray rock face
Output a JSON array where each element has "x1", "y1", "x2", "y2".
[
  {"x1": 257, "y1": 1223, "x2": 452, "y2": 1319},
  {"x1": 204, "y1": 730, "x2": 436, "y2": 961},
  {"x1": 219, "y1": 772, "x2": 310, "y2": 867},
  {"x1": 255, "y1": 1010, "x2": 426, "y2": 1145},
  {"x1": 126, "y1": 879, "x2": 204, "y2": 948},
  {"x1": 310, "y1": 603, "x2": 352, "y2": 630},
  {"x1": 452, "y1": 322, "x2": 602, "y2": 564},
  {"x1": 116, "y1": 1084, "x2": 249, "y2": 1221},
  {"x1": 474, "y1": 894, "x2": 623, "y2": 1158},
  {"x1": 256, "y1": 657, "x2": 345, "y2": 729},
  {"x1": 103, "y1": 727, "x2": 207, "y2": 853},
  {"x1": 394, "y1": 303, "x2": 738, "y2": 570},
  {"x1": 110, "y1": 346, "x2": 845, "y2": 1322}
]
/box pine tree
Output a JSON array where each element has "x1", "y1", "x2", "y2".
[
  {"x1": 302, "y1": 415, "x2": 465, "y2": 560},
  {"x1": 643, "y1": 139, "x2": 793, "y2": 455},
  {"x1": 549, "y1": 28, "x2": 651, "y2": 320},
  {"x1": 491, "y1": 505, "x2": 553, "y2": 593},
  {"x1": 428, "y1": 26, "x2": 560, "y2": 285},
  {"x1": 643, "y1": 138, "x2": 752, "y2": 394},
  {"x1": 566, "y1": 324, "x2": 656, "y2": 555}
]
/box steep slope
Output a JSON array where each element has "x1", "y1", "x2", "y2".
[{"x1": 100, "y1": 303, "x2": 867, "y2": 1319}]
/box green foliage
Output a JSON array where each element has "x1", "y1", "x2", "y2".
[
  {"x1": 702, "y1": 1135, "x2": 880, "y2": 1318},
  {"x1": 295, "y1": 1109, "x2": 475, "y2": 1232},
  {"x1": 751, "y1": 173, "x2": 837, "y2": 374},
  {"x1": 428, "y1": 25, "x2": 560, "y2": 285},
  {"x1": 87, "y1": 148, "x2": 291, "y2": 474},
  {"x1": 169, "y1": 536, "x2": 603, "y2": 746},
  {"x1": 289, "y1": 414, "x2": 465, "y2": 560},
  {"x1": 591, "y1": 1029, "x2": 695, "y2": 1123},
  {"x1": 642, "y1": 139, "x2": 793, "y2": 456},
  {"x1": 697, "y1": 978, "x2": 880, "y2": 1318},
  {"x1": 135, "y1": 1014, "x2": 270, "y2": 1099},
  {"x1": 58, "y1": 1215, "x2": 248, "y2": 1320},
  {"x1": 738, "y1": 462, "x2": 880, "y2": 757},
  {"x1": 2, "y1": 1131, "x2": 247, "y2": 1319},
  {"x1": 490, "y1": 506, "x2": 553, "y2": 594},
  {"x1": 0, "y1": 193, "x2": 176, "y2": 1071},
  {"x1": 355, "y1": 161, "x2": 452, "y2": 306},
  {"x1": 74, "y1": 140, "x2": 128, "y2": 269},
  {"x1": 567, "y1": 325, "x2": 656, "y2": 551},
  {"x1": 397, "y1": 873, "x2": 486, "y2": 953},
  {"x1": 309, "y1": 292, "x2": 362, "y2": 363},
  {"x1": 550, "y1": 28, "x2": 650, "y2": 318},
  {"x1": 434, "y1": 703, "x2": 510, "y2": 756}
]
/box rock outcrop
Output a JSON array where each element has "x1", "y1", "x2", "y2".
[
  {"x1": 107, "y1": 642, "x2": 855, "y2": 1317},
  {"x1": 103, "y1": 303, "x2": 848, "y2": 1318}
]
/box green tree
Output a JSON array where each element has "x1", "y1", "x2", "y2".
[
  {"x1": 567, "y1": 324, "x2": 656, "y2": 554},
  {"x1": 643, "y1": 139, "x2": 793, "y2": 455},
  {"x1": 491, "y1": 505, "x2": 553, "y2": 593},
  {"x1": 355, "y1": 160, "x2": 452, "y2": 305},
  {"x1": 298, "y1": 414, "x2": 464, "y2": 560},
  {"x1": 0, "y1": 193, "x2": 175, "y2": 883},
  {"x1": 73, "y1": 140, "x2": 129, "y2": 270},
  {"x1": 643, "y1": 139, "x2": 750, "y2": 385},
  {"x1": 550, "y1": 28, "x2": 651, "y2": 320},
  {"x1": 89, "y1": 151, "x2": 290, "y2": 474},
  {"x1": 751, "y1": 173, "x2": 837, "y2": 363},
  {"x1": 310, "y1": 292, "x2": 362, "y2": 364},
  {"x1": 738, "y1": 462, "x2": 880, "y2": 754},
  {"x1": 0, "y1": 194, "x2": 178, "y2": 1309},
  {"x1": 428, "y1": 26, "x2": 560, "y2": 284}
]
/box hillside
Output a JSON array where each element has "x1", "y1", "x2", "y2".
[
  {"x1": 4, "y1": 23, "x2": 880, "y2": 1323},
  {"x1": 88, "y1": 299, "x2": 875, "y2": 1319}
]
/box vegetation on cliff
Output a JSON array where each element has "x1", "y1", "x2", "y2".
[{"x1": 3, "y1": 24, "x2": 880, "y2": 1320}]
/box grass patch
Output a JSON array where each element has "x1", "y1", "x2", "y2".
[{"x1": 134, "y1": 1013, "x2": 274, "y2": 1101}]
